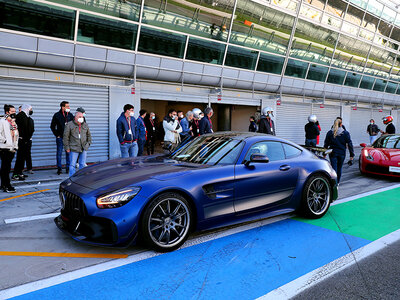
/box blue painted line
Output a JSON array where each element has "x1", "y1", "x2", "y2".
[{"x1": 13, "y1": 219, "x2": 370, "y2": 300}]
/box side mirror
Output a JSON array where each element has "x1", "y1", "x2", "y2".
[
  {"x1": 245, "y1": 154, "x2": 269, "y2": 167},
  {"x1": 360, "y1": 143, "x2": 367, "y2": 147}
]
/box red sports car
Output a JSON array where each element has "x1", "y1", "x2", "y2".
[{"x1": 359, "y1": 134, "x2": 400, "y2": 177}]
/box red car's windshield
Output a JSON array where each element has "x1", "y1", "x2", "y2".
[{"x1": 373, "y1": 135, "x2": 400, "y2": 149}]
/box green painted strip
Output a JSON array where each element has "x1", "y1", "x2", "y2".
[{"x1": 295, "y1": 187, "x2": 400, "y2": 241}]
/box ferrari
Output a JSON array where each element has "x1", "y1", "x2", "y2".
[
  {"x1": 55, "y1": 132, "x2": 338, "y2": 252},
  {"x1": 359, "y1": 134, "x2": 400, "y2": 177}
]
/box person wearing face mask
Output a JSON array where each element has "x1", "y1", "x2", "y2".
[
  {"x1": 163, "y1": 109, "x2": 182, "y2": 153},
  {"x1": 144, "y1": 112, "x2": 157, "y2": 155},
  {"x1": 51, "y1": 101, "x2": 74, "y2": 175},
  {"x1": 63, "y1": 111, "x2": 92, "y2": 177},
  {"x1": 76, "y1": 107, "x2": 86, "y2": 122},
  {"x1": 367, "y1": 119, "x2": 380, "y2": 145},
  {"x1": 258, "y1": 107, "x2": 275, "y2": 135},
  {"x1": 12, "y1": 104, "x2": 35, "y2": 180},
  {"x1": 180, "y1": 111, "x2": 194, "y2": 139},
  {"x1": 117, "y1": 104, "x2": 138, "y2": 158},
  {"x1": 0, "y1": 105, "x2": 19, "y2": 192},
  {"x1": 191, "y1": 108, "x2": 202, "y2": 137}
]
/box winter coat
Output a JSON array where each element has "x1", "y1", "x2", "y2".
[
  {"x1": 305, "y1": 122, "x2": 320, "y2": 139},
  {"x1": 163, "y1": 117, "x2": 182, "y2": 143},
  {"x1": 199, "y1": 116, "x2": 213, "y2": 135},
  {"x1": 63, "y1": 120, "x2": 92, "y2": 153},
  {"x1": 0, "y1": 118, "x2": 19, "y2": 151},
  {"x1": 258, "y1": 116, "x2": 275, "y2": 135},
  {"x1": 16, "y1": 111, "x2": 34, "y2": 140},
  {"x1": 50, "y1": 109, "x2": 74, "y2": 137},
  {"x1": 144, "y1": 117, "x2": 157, "y2": 139},
  {"x1": 367, "y1": 124, "x2": 380, "y2": 136},
  {"x1": 136, "y1": 116, "x2": 147, "y2": 140},
  {"x1": 324, "y1": 127, "x2": 355, "y2": 158},
  {"x1": 249, "y1": 121, "x2": 258, "y2": 132},
  {"x1": 116, "y1": 112, "x2": 138, "y2": 144},
  {"x1": 180, "y1": 117, "x2": 192, "y2": 136}
]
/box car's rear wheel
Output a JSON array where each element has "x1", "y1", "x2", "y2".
[
  {"x1": 300, "y1": 175, "x2": 331, "y2": 219},
  {"x1": 140, "y1": 192, "x2": 192, "y2": 252}
]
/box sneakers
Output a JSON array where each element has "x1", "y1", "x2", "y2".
[
  {"x1": 3, "y1": 186, "x2": 16, "y2": 193},
  {"x1": 57, "y1": 168, "x2": 62, "y2": 175},
  {"x1": 12, "y1": 174, "x2": 25, "y2": 181}
]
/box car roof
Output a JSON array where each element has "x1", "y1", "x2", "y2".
[{"x1": 202, "y1": 131, "x2": 294, "y2": 143}]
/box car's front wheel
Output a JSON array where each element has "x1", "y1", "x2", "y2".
[
  {"x1": 140, "y1": 192, "x2": 192, "y2": 252},
  {"x1": 300, "y1": 175, "x2": 332, "y2": 219}
]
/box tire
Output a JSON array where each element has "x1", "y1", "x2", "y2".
[
  {"x1": 300, "y1": 175, "x2": 332, "y2": 219},
  {"x1": 358, "y1": 155, "x2": 365, "y2": 174},
  {"x1": 140, "y1": 192, "x2": 192, "y2": 252}
]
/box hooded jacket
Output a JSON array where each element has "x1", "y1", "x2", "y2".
[
  {"x1": 324, "y1": 127, "x2": 355, "y2": 157},
  {"x1": 116, "y1": 112, "x2": 138, "y2": 144},
  {"x1": 163, "y1": 116, "x2": 182, "y2": 143},
  {"x1": 16, "y1": 104, "x2": 34, "y2": 140}
]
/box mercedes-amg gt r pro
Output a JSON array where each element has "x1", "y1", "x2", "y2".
[
  {"x1": 55, "y1": 132, "x2": 338, "y2": 252},
  {"x1": 359, "y1": 134, "x2": 400, "y2": 178}
]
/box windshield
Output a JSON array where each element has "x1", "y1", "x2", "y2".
[
  {"x1": 373, "y1": 135, "x2": 400, "y2": 149},
  {"x1": 170, "y1": 135, "x2": 244, "y2": 165}
]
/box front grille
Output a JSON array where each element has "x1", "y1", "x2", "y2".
[
  {"x1": 365, "y1": 164, "x2": 389, "y2": 174},
  {"x1": 61, "y1": 189, "x2": 88, "y2": 217}
]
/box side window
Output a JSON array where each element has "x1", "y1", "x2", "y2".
[
  {"x1": 282, "y1": 143, "x2": 302, "y2": 158},
  {"x1": 244, "y1": 141, "x2": 285, "y2": 162}
]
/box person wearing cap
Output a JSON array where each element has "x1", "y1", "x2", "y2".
[
  {"x1": 63, "y1": 111, "x2": 92, "y2": 177},
  {"x1": 76, "y1": 107, "x2": 86, "y2": 122},
  {"x1": 51, "y1": 101, "x2": 74, "y2": 175},
  {"x1": 12, "y1": 104, "x2": 35, "y2": 181}
]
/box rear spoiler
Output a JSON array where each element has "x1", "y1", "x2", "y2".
[{"x1": 299, "y1": 145, "x2": 333, "y2": 157}]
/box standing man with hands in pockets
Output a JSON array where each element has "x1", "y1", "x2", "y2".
[{"x1": 117, "y1": 104, "x2": 138, "y2": 158}]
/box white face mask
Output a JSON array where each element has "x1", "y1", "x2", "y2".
[
  {"x1": 65, "y1": 108, "x2": 70, "y2": 113},
  {"x1": 83, "y1": 113, "x2": 86, "y2": 117},
  {"x1": 152, "y1": 116, "x2": 155, "y2": 120},
  {"x1": 129, "y1": 112, "x2": 135, "y2": 117},
  {"x1": 370, "y1": 122, "x2": 374, "y2": 125},
  {"x1": 171, "y1": 116, "x2": 176, "y2": 120},
  {"x1": 77, "y1": 117, "x2": 84, "y2": 123}
]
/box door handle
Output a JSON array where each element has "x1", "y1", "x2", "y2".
[{"x1": 279, "y1": 165, "x2": 291, "y2": 171}]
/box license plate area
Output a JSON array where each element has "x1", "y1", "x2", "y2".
[{"x1": 389, "y1": 166, "x2": 400, "y2": 173}]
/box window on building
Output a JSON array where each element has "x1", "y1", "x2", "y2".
[
  {"x1": 78, "y1": 13, "x2": 137, "y2": 50},
  {"x1": 141, "y1": 0, "x2": 235, "y2": 42},
  {"x1": 373, "y1": 79, "x2": 386, "y2": 91},
  {"x1": 284, "y1": 59, "x2": 309, "y2": 78},
  {"x1": 344, "y1": 72, "x2": 361, "y2": 87},
  {"x1": 257, "y1": 53, "x2": 284, "y2": 75},
  {"x1": 362, "y1": 12, "x2": 379, "y2": 33},
  {"x1": 385, "y1": 81, "x2": 398, "y2": 94},
  {"x1": 359, "y1": 76, "x2": 374, "y2": 89},
  {"x1": 291, "y1": 19, "x2": 337, "y2": 65},
  {"x1": 231, "y1": 0, "x2": 294, "y2": 56},
  {"x1": 225, "y1": 46, "x2": 258, "y2": 70},
  {"x1": 0, "y1": 0, "x2": 75, "y2": 40},
  {"x1": 138, "y1": 26, "x2": 186, "y2": 58},
  {"x1": 186, "y1": 37, "x2": 225, "y2": 65},
  {"x1": 377, "y1": 20, "x2": 392, "y2": 38},
  {"x1": 321, "y1": 13, "x2": 342, "y2": 28},
  {"x1": 327, "y1": 68, "x2": 346, "y2": 84},
  {"x1": 333, "y1": 35, "x2": 370, "y2": 71},
  {"x1": 344, "y1": 4, "x2": 364, "y2": 26},
  {"x1": 325, "y1": 0, "x2": 347, "y2": 17},
  {"x1": 390, "y1": 27, "x2": 400, "y2": 43},
  {"x1": 307, "y1": 64, "x2": 328, "y2": 81}
]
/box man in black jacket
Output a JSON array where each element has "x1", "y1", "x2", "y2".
[
  {"x1": 12, "y1": 104, "x2": 34, "y2": 181},
  {"x1": 367, "y1": 119, "x2": 380, "y2": 145},
  {"x1": 258, "y1": 107, "x2": 275, "y2": 135},
  {"x1": 50, "y1": 101, "x2": 74, "y2": 175},
  {"x1": 305, "y1": 114, "x2": 320, "y2": 147},
  {"x1": 199, "y1": 107, "x2": 213, "y2": 135}
]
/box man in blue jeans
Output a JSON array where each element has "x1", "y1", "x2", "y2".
[
  {"x1": 117, "y1": 104, "x2": 138, "y2": 158},
  {"x1": 136, "y1": 109, "x2": 147, "y2": 156},
  {"x1": 50, "y1": 101, "x2": 74, "y2": 175}
]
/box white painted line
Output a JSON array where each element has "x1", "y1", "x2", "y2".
[
  {"x1": 0, "y1": 214, "x2": 292, "y2": 299},
  {"x1": 16, "y1": 182, "x2": 62, "y2": 189},
  {"x1": 4, "y1": 213, "x2": 60, "y2": 224},
  {"x1": 333, "y1": 183, "x2": 400, "y2": 206},
  {"x1": 258, "y1": 228, "x2": 400, "y2": 300}
]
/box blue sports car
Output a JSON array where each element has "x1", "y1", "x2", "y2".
[{"x1": 55, "y1": 132, "x2": 338, "y2": 252}]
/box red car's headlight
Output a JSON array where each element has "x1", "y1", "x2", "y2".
[{"x1": 363, "y1": 149, "x2": 374, "y2": 161}]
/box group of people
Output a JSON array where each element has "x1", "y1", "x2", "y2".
[{"x1": 116, "y1": 105, "x2": 215, "y2": 157}]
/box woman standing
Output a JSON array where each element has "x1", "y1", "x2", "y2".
[
  {"x1": 0, "y1": 104, "x2": 19, "y2": 193},
  {"x1": 324, "y1": 119, "x2": 354, "y2": 184}
]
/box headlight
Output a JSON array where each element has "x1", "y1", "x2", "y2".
[
  {"x1": 363, "y1": 149, "x2": 374, "y2": 161},
  {"x1": 97, "y1": 187, "x2": 141, "y2": 209}
]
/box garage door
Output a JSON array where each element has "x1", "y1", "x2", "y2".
[
  {"x1": 0, "y1": 79, "x2": 109, "y2": 167},
  {"x1": 312, "y1": 104, "x2": 341, "y2": 146},
  {"x1": 276, "y1": 102, "x2": 311, "y2": 144},
  {"x1": 349, "y1": 108, "x2": 372, "y2": 145}
]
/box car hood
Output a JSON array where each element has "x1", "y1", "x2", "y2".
[
  {"x1": 69, "y1": 155, "x2": 209, "y2": 191},
  {"x1": 369, "y1": 148, "x2": 400, "y2": 163}
]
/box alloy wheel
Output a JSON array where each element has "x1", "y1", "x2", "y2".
[{"x1": 306, "y1": 177, "x2": 330, "y2": 215}]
